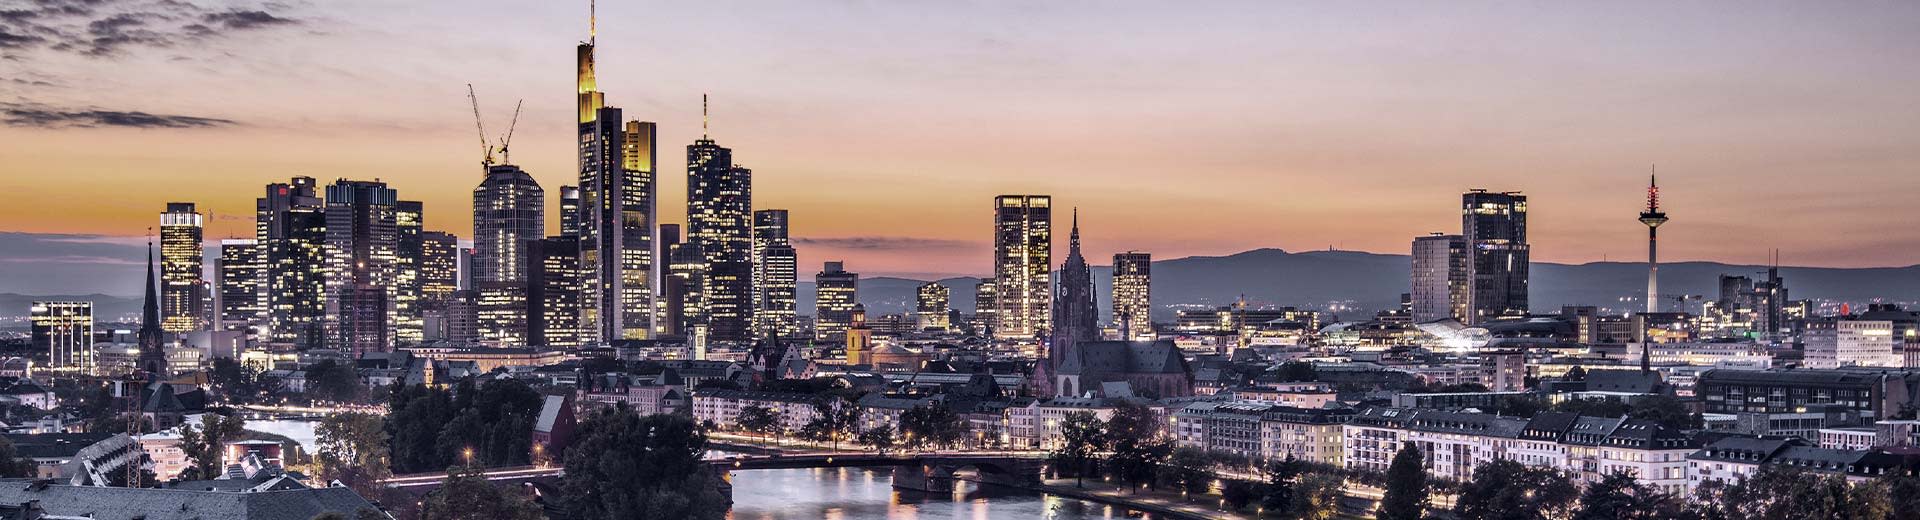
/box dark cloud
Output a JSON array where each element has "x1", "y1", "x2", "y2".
[
  {"x1": 0, "y1": 0, "x2": 300, "y2": 57},
  {"x1": 794, "y1": 236, "x2": 979, "y2": 251},
  {"x1": 201, "y1": 10, "x2": 294, "y2": 30},
  {"x1": 1, "y1": 103, "x2": 237, "y2": 128}
]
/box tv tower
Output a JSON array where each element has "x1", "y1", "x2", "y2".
[{"x1": 1639, "y1": 169, "x2": 1668, "y2": 314}]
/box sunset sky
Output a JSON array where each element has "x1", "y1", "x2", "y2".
[{"x1": 4, "y1": 0, "x2": 1919, "y2": 290}]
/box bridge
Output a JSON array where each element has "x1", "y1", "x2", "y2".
[{"x1": 382, "y1": 451, "x2": 1049, "y2": 495}]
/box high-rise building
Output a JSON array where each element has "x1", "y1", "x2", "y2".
[
  {"x1": 473, "y1": 164, "x2": 544, "y2": 346},
  {"x1": 1112, "y1": 251, "x2": 1152, "y2": 341},
  {"x1": 259, "y1": 177, "x2": 327, "y2": 349},
  {"x1": 1462, "y1": 190, "x2": 1529, "y2": 324},
  {"x1": 656, "y1": 224, "x2": 688, "y2": 337},
  {"x1": 1639, "y1": 174, "x2": 1669, "y2": 315},
  {"x1": 324, "y1": 179, "x2": 400, "y2": 356},
  {"x1": 992, "y1": 195, "x2": 1052, "y2": 340},
  {"x1": 973, "y1": 279, "x2": 997, "y2": 336},
  {"x1": 159, "y1": 203, "x2": 204, "y2": 333},
  {"x1": 527, "y1": 236, "x2": 587, "y2": 348},
  {"x1": 559, "y1": 185, "x2": 581, "y2": 238},
  {"x1": 394, "y1": 200, "x2": 425, "y2": 344},
  {"x1": 579, "y1": 106, "x2": 657, "y2": 344},
  {"x1": 420, "y1": 231, "x2": 459, "y2": 304},
  {"x1": 753, "y1": 210, "x2": 797, "y2": 339},
  {"x1": 216, "y1": 239, "x2": 263, "y2": 334},
  {"x1": 1410, "y1": 233, "x2": 1469, "y2": 323},
  {"x1": 916, "y1": 282, "x2": 951, "y2": 331},
  {"x1": 687, "y1": 104, "x2": 754, "y2": 344},
  {"x1": 30, "y1": 301, "x2": 93, "y2": 374},
  {"x1": 1050, "y1": 211, "x2": 1098, "y2": 371},
  {"x1": 814, "y1": 261, "x2": 859, "y2": 341}
]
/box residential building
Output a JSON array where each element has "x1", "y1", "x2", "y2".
[{"x1": 1411, "y1": 233, "x2": 1468, "y2": 323}]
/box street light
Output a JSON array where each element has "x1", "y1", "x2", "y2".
[{"x1": 462, "y1": 447, "x2": 474, "y2": 467}]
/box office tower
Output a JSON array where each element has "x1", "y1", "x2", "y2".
[
  {"x1": 1050, "y1": 211, "x2": 1098, "y2": 369},
  {"x1": 394, "y1": 200, "x2": 424, "y2": 344},
  {"x1": 656, "y1": 224, "x2": 686, "y2": 337},
  {"x1": 579, "y1": 106, "x2": 658, "y2": 343},
  {"x1": 1112, "y1": 251, "x2": 1152, "y2": 340},
  {"x1": 1410, "y1": 233, "x2": 1469, "y2": 323},
  {"x1": 420, "y1": 231, "x2": 459, "y2": 304},
  {"x1": 917, "y1": 282, "x2": 951, "y2": 331},
  {"x1": 687, "y1": 102, "x2": 754, "y2": 343},
  {"x1": 813, "y1": 261, "x2": 859, "y2": 341},
  {"x1": 259, "y1": 177, "x2": 327, "y2": 349},
  {"x1": 1461, "y1": 190, "x2": 1529, "y2": 324},
  {"x1": 753, "y1": 210, "x2": 797, "y2": 338},
  {"x1": 324, "y1": 179, "x2": 400, "y2": 356},
  {"x1": 31, "y1": 301, "x2": 93, "y2": 373},
  {"x1": 473, "y1": 164, "x2": 544, "y2": 346},
  {"x1": 528, "y1": 236, "x2": 587, "y2": 348},
  {"x1": 559, "y1": 185, "x2": 581, "y2": 238},
  {"x1": 138, "y1": 243, "x2": 168, "y2": 379},
  {"x1": 159, "y1": 203, "x2": 204, "y2": 333},
  {"x1": 992, "y1": 195, "x2": 1052, "y2": 340},
  {"x1": 974, "y1": 279, "x2": 997, "y2": 336},
  {"x1": 1639, "y1": 174, "x2": 1669, "y2": 314},
  {"x1": 1757, "y1": 263, "x2": 1790, "y2": 343},
  {"x1": 216, "y1": 239, "x2": 263, "y2": 334}
]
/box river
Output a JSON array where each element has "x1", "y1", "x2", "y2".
[{"x1": 724, "y1": 467, "x2": 1160, "y2": 520}]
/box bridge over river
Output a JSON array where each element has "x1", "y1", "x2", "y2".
[{"x1": 382, "y1": 450, "x2": 1050, "y2": 496}]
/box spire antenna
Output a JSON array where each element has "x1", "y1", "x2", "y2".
[
  {"x1": 702, "y1": 93, "x2": 709, "y2": 139},
  {"x1": 589, "y1": 0, "x2": 596, "y2": 43}
]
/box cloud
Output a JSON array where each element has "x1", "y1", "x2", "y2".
[
  {"x1": 794, "y1": 236, "x2": 979, "y2": 251},
  {"x1": 1, "y1": 103, "x2": 237, "y2": 128},
  {"x1": 200, "y1": 10, "x2": 294, "y2": 30},
  {"x1": 0, "y1": 0, "x2": 301, "y2": 57}
]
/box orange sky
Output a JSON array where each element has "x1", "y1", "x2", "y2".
[{"x1": 3, "y1": 1, "x2": 1918, "y2": 279}]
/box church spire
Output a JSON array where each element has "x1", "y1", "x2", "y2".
[
  {"x1": 138, "y1": 237, "x2": 167, "y2": 380},
  {"x1": 1070, "y1": 207, "x2": 1080, "y2": 252}
]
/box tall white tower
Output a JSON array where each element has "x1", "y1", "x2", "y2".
[{"x1": 1639, "y1": 172, "x2": 1668, "y2": 314}]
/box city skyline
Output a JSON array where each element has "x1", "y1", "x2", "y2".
[{"x1": 2, "y1": 2, "x2": 1918, "y2": 283}]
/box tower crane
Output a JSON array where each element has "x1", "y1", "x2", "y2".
[
  {"x1": 467, "y1": 83, "x2": 493, "y2": 167},
  {"x1": 497, "y1": 100, "x2": 522, "y2": 164}
]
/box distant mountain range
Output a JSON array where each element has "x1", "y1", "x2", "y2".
[
  {"x1": 799, "y1": 248, "x2": 1920, "y2": 322},
  {"x1": 7, "y1": 249, "x2": 1917, "y2": 326}
]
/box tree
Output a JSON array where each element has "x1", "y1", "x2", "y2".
[
  {"x1": 1050, "y1": 411, "x2": 1105, "y2": 487},
  {"x1": 559, "y1": 409, "x2": 728, "y2": 520},
  {"x1": 802, "y1": 394, "x2": 861, "y2": 450},
  {"x1": 1290, "y1": 472, "x2": 1343, "y2": 520},
  {"x1": 1708, "y1": 466, "x2": 1889, "y2": 520},
  {"x1": 858, "y1": 425, "x2": 896, "y2": 454},
  {"x1": 1379, "y1": 443, "x2": 1428, "y2": 520},
  {"x1": 1564, "y1": 366, "x2": 1587, "y2": 381},
  {"x1": 1552, "y1": 397, "x2": 1630, "y2": 418},
  {"x1": 1161, "y1": 447, "x2": 1214, "y2": 500},
  {"x1": 0, "y1": 437, "x2": 37, "y2": 478},
  {"x1": 421, "y1": 466, "x2": 545, "y2": 520},
  {"x1": 1573, "y1": 471, "x2": 1697, "y2": 520},
  {"x1": 305, "y1": 360, "x2": 364, "y2": 403},
  {"x1": 1453, "y1": 459, "x2": 1578, "y2": 520},
  {"x1": 1105, "y1": 403, "x2": 1171, "y2": 493},
  {"x1": 899, "y1": 404, "x2": 968, "y2": 450},
  {"x1": 1262, "y1": 455, "x2": 1302, "y2": 514},
  {"x1": 1221, "y1": 480, "x2": 1262, "y2": 511},
  {"x1": 1277, "y1": 361, "x2": 1319, "y2": 382},
  {"x1": 385, "y1": 379, "x2": 542, "y2": 473},
  {"x1": 208, "y1": 357, "x2": 262, "y2": 404},
  {"x1": 316, "y1": 412, "x2": 389, "y2": 497},
  {"x1": 1625, "y1": 394, "x2": 1703, "y2": 430},
  {"x1": 735, "y1": 404, "x2": 782, "y2": 444},
  {"x1": 177, "y1": 413, "x2": 246, "y2": 479}
]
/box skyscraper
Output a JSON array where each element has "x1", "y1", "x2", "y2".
[
  {"x1": 1462, "y1": 190, "x2": 1529, "y2": 324},
  {"x1": 973, "y1": 280, "x2": 996, "y2": 336},
  {"x1": 394, "y1": 200, "x2": 425, "y2": 344},
  {"x1": 528, "y1": 236, "x2": 587, "y2": 348},
  {"x1": 324, "y1": 179, "x2": 400, "y2": 356},
  {"x1": 159, "y1": 203, "x2": 204, "y2": 333},
  {"x1": 259, "y1": 177, "x2": 327, "y2": 349},
  {"x1": 30, "y1": 301, "x2": 93, "y2": 374},
  {"x1": 753, "y1": 210, "x2": 797, "y2": 338},
  {"x1": 687, "y1": 100, "x2": 754, "y2": 343},
  {"x1": 559, "y1": 185, "x2": 581, "y2": 237},
  {"x1": 420, "y1": 231, "x2": 459, "y2": 305},
  {"x1": 1410, "y1": 233, "x2": 1468, "y2": 323},
  {"x1": 992, "y1": 195, "x2": 1052, "y2": 340},
  {"x1": 916, "y1": 282, "x2": 951, "y2": 331},
  {"x1": 1049, "y1": 210, "x2": 1098, "y2": 370},
  {"x1": 1639, "y1": 174, "x2": 1669, "y2": 314},
  {"x1": 1111, "y1": 251, "x2": 1152, "y2": 341},
  {"x1": 473, "y1": 164, "x2": 544, "y2": 345},
  {"x1": 575, "y1": 9, "x2": 657, "y2": 344},
  {"x1": 216, "y1": 239, "x2": 263, "y2": 334},
  {"x1": 814, "y1": 261, "x2": 859, "y2": 342}
]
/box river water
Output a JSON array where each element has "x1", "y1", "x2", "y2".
[{"x1": 724, "y1": 467, "x2": 1159, "y2": 520}]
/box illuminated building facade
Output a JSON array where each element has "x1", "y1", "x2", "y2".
[
  {"x1": 324, "y1": 179, "x2": 400, "y2": 356},
  {"x1": 579, "y1": 106, "x2": 657, "y2": 343},
  {"x1": 420, "y1": 231, "x2": 459, "y2": 304},
  {"x1": 259, "y1": 177, "x2": 327, "y2": 349},
  {"x1": 813, "y1": 261, "x2": 859, "y2": 342},
  {"x1": 917, "y1": 282, "x2": 951, "y2": 331},
  {"x1": 1112, "y1": 251, "x2": 1152, "y2": 340},
  {"x1": 31, "y1": 301, "x2": 93, "y2": 373},
  {"x1": 528, "y1": 236, "x2": 587, "y2": 348},
  {"x1": 559, "y1": 185, "x2": 581, "y2": 237},
  {"x1": 216, "y1": 239, "x2": 263, "y2": 333},
  {"x1": 845, "y1": 305, "x2": 872, "y2": 366},
  {"x1": 394, "y1": 200, "x2": 424, "y2": 344},
  {"x1": 992, "y1": 195, "x2": 1052, "y2": 340},
  {"x1": 753, "y1": 210, "x2": 797, "y2": 338},
  {"x1": 474, "y1": 164, "x2": 544, "y2": 346},
  {"x1": 1462, "y1": 190, "x2": 1529, "y2": 324},
  {"x1": 973, "y1": 280, "x2": 996, "y2": 336},
  {"x1": 159, "y1": 202, "x2": 204, "y2": 333},
  {"x1": 1411, "y1": 233, "x2": 1468, "y2": 323},
  {"x1": 687, "y1": 116, "x2": 754, "y2": 344}
]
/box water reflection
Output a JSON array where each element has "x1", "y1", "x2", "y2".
[{"x1": 726, "y1": 467, "x2": 1155, "y2": 520}]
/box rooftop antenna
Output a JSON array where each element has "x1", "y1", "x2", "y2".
[
  {"x1": 589, "y1": 0, "x2": 595, "y2": 44},
  {"x1": 467, "y1": 84, "x2": 493, "y2": 167},
  {"x1": 702, "y1": 93, "x2": 709, "y2": 139},
  {"x1": 498, "y1": 99, "x2": 523, "y2": 164}
]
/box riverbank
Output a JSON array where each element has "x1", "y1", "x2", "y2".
[{"x1": 1028, "y1": 479, "x2": 1243, "y2": 520}]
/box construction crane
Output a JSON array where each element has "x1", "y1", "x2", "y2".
[
  {"x1": 497, "y1": 99, "x2": 522, "y2": 164},
  {"x1": 467, "y1": 83, "x2": 494, "y2": 167}
]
